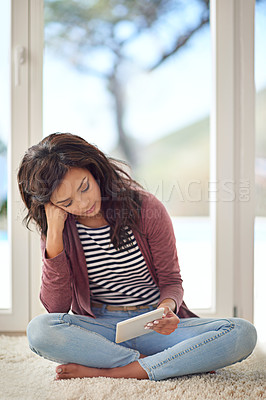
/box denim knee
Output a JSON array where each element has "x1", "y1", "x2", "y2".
[
  {"x1": 27, "y1": 313, "x2": 60, "y2": 353},
  {"x1": 233, "y1": 318, "x2": 257, "y2": 359}
]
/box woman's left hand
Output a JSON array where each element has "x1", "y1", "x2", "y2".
[{"x1": 144, "y1": 306, "x2": 180, "y2": 335}]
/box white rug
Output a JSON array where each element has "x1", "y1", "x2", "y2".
[{"x1": 0, "y1": 335, "x2": 265, "y2": 400}]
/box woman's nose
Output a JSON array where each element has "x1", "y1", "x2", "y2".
[
  {"x1": 78, "y1": 199, "x2": 89, "y2": 208},
  {"x1": 75, "y1": 193, "x2": 89, "y2": 207}
]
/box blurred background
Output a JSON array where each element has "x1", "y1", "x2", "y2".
[{"x1": 0, "y1": 0, "x2": 265, "y2": 339}]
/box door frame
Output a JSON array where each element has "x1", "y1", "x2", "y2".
[
  {"x1": 0, "y1": 0, "x2": 43, "y2": 331},
  {"x1": 206, "y1": 0, "x2": 255, "y2": 321},
  {"x1": 195, "y1": 0, "x2": 255, "y2": 321},
  {"x1": 0, "y1": 0, "x2": 30, "y2": 331}
]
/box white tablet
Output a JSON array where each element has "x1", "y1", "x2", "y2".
[{"x1": 115, "y1": 308, "x2": 165, "y2": 343}]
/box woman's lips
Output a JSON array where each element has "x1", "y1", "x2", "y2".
[{"x1": 85, "y1": 204, "x2": 95, "y2": 214}]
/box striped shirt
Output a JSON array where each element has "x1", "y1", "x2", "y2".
[{"x1": 76, "y1": 222, "x2": 160, "y2": 306}]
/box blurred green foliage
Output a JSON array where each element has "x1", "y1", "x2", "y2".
[{"x1": 0, "y1": 199, "x2": 7, "y2": 217}]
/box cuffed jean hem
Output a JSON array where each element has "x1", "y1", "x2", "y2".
[{"x1": 137, "y1": 358, "x2": 156, "y2": 381}]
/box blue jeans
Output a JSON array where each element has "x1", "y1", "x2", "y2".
[{"x1": 27, "y1": 304, "x2": 257, "y2": 381}]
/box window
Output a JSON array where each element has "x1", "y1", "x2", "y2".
[
  {"x1": 43, "y1": 0, "x2": 213, "y2": 311},
  {"x1": 0, "y1": 0, "x2": 11, "y2": 310}
]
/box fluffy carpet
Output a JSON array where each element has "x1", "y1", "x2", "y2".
[{"x1": 0, "y1": 335, "x2": 265, "y2": 400}]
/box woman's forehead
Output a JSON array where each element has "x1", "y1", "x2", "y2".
[
  {"x1": 63, "y1": 167, "x2": 90, "y2": 180},
  {"x1": 50, "y1": 168, "x2": 91, "y2": 201}
]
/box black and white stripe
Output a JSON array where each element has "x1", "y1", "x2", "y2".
[{"x1": 76, "y1": 222, "x2": 160, "y2": 306}]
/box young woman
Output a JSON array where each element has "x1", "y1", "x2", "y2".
[{"x1": 18, "y1": 132, "x2": 257, "y2": 381}]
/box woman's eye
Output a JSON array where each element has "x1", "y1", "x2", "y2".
[
  {"x1": 64, "y1": 201, "x2": 72, "y2": 208},
  {"x1": 81, "y1": 182, "x2": 90, "y2": 192}
]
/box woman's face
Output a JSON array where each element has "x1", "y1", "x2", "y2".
[{"x1": 50, "y1": 167, "x2": 102, "y2": 218}]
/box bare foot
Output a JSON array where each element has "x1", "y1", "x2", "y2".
[
  {"x1": 55, "y1": 364, "x2": 107, "y2": 380},
  {"x1": 55, "y1": 359, "x2": 148, "y2": 380}
]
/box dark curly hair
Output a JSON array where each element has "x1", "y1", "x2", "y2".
[{"x1": 17, "y1": 132, "x2": 145, "y2": 250}]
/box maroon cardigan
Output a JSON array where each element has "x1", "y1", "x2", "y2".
[{"x1": 40, "y1": 191, "x2": 198, "y2": 319}]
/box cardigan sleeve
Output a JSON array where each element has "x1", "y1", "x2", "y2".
[
  {"x1": 142, "y1": 193, "x2": 184, "y2": 313},
  {"x1": 39, "y1": 235, "x2": 72, "y2": 313}
]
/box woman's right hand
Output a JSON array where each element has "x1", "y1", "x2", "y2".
[
  {"x1": 44, "y1": 202, "x2": 68, "y2": 259},
  {"x1": 44, "y1": 202, "x2": 68, "y2": 233}
]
